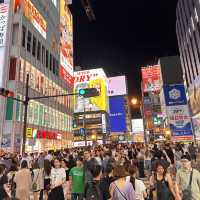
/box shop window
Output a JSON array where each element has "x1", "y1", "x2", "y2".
[
  {"x1": 37, "y1": 41, "x2": 41, "y2": 61},
  {"x1": 50, "y1": 53, "x2": 52, "y2": 71},
  {"x1": 27, "y1": 31, "x2": 32, "y2": 52},
  {"x1": 22, "y1": 25, "x2": 26, "y2": 47},
  {"x1": 42, "y1": 45, "x2": 45, "y2": 64},
  {"x1": 9, "y1": 57, "x2": 17, "y2": 80},
  {"x1": 12, "y1": 24, "x2": 19, "y2": 45},
  {"x1": 46, "y1": 50, "x2": 49, "y2": 68},
  {"x1": 32, "y1": 36, "x2": 36, "y2": 57},
  {"x1": 5, "y1": 98, "x2": 14, "y2": 120}
]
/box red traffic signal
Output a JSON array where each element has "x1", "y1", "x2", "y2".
[{"x1": 0, "y1": 88, "x2": 14, "y2": 98}]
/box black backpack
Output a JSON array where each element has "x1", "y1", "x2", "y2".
[{"x1": 85, "y1": 181, "x2": 101, "y2": 200}]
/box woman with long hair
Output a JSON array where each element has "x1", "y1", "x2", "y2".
[
  {"x1": 110, "y1": 165, "x2": 135, "y2": 200},
  {"x1": 43, "y1": 159, "x2": 52, "y2": 200},
  {"x1": 14, "y1": 160, "x2": 32, "y2": 200},
  {"x1": 127, "y1": 165, "x2": 147, "y2": 200},
  {"x1": 149, "y1": 161, "x2": 177, "y2": 200},
  {"x1": 32, "y1": 161, "x2": 44, "y2": 200}
]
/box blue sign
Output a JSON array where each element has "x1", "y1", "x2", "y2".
[
  {"x1": 109, "y1": 96, "x2": 127, "y2": 132},
  {"x1": 170, "y1": 123, "x2": 193, "y2": 137},
  {"x1": 79, "y1": 128, "x2": 85, "y2": 135},
  {"x1": 164, "y1": 84, "x2": 187, "y2": 106}
]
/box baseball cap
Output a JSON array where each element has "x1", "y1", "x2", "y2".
[{"x1": 181, "y1": 154, "x2": 191, "y2": 161}]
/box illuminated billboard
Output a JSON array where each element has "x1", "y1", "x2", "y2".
[
  {"x1": 141, "y1": 65, "x2": 161, "y2": 92},
  {"x1": 0, "y1": 3, "x2": 9, "y2": 88},
  {"x1": 60, "y1": 0, "x2": 74, "y2": 86},
  {"x1": 23, "y1": 0, "x2": 47, "y2": 39},
  {"x1": 132, "y1": 119, "x2": 144, "y2": 133},
  {"x1": 108, "y1": 76, "x2": 127, "y2": 96},
  {"x1": 74, "y1": 69, "x2": 108, "y2": 113},
  {"x1": 109, "y1": 96, "x2": 127, "y2": 132}
]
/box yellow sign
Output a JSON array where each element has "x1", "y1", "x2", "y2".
[{"x1": 26, "y1": 128, "x2": 33, "y2": 138}]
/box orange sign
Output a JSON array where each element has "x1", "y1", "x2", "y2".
[{"x1": 23, "y1": 0, "x2": 47, "y2": 39}]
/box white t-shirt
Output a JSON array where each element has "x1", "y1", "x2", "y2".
[
  {"x1": 51, "y1": 168, "x2": 66, "y2": 187},
  {"x1": 126, "y1": 176, "x2": 146, "y2": 200}
]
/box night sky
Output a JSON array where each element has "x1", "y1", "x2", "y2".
[{"x1": 71, "y1": 0, "x2": 179, "y2": 117}]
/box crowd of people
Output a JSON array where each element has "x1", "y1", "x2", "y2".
[{"x1": 0, "y1": 142, "x2": 199, "y2": 200}]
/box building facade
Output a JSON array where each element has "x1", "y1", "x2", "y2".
[
  {"x1": 176, "y1": 0, "x2": 200, "y2": 139},
  {"x1": 0, "y1": 0, "x2": 74, "y2": 152}
]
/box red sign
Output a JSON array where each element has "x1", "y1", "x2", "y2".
[
  {"x1": 37, "y1": 130, "x2": 61, "y2": 140},
  {"x1": 172, "y1": 135, "x2": 193, "y2": 141},
  {"x1": 59, "y1": 67, "x2": 74, "y2": 87},
  {"x1": 141, "y1": 65, "x2": 161, "y2": 92}
]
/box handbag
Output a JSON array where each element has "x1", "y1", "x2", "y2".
[
  {"x1": 32, "y1": 169, "x2": 40, "y2": 191},
  {"x1": 182, "y1": 169, "x2": 193, "y2": 200}
]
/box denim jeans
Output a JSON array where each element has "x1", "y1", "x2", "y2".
[{"x1": 71, "y1": 193, "x2": 84, "y2": 200}]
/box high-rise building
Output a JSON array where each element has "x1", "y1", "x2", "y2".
[
  {"x1": 0, "y1": 0, "x2": 74, "y2": 152},
  {"x1": 176, "y1": 0, "x2": 200, "y2": 139}
]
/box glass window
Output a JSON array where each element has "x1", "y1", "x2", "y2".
[
  {"x1": 46, "y1": 50, "x2": 49, "y2": 68},
  {"x1": 55, "y1": 60, "x2": 59, "y2": 76},
  {"x1": 37, "y1": 41, "x2": 41, "y2": 61},
  {"x1": 33, "y1": 102, "x2": 39, "y2": 125},
  {"x1": 22, "y1": 25, "x2": 26, "y2": 47},
  {"x1": 32, "y1": 36, "x2": 36, "y2": 56},
  {"x1": 5, "y1": 98, "x2": 14, "y2": 120},
  {"x1": 42, "y1": 46, "x2": 45, "y2": 64},
  {"x1": 27, "y1": 31, "x2": 32, "y2": 52},
  {"x1": 50, "y1": 53, "x2": 52, "y2": 71},
  {"x1": 19, "y1": 58, "x2": 24, "y2": 82},
  {"x1": 53, "y1": 57, "x2": 56, "y2": 74}
]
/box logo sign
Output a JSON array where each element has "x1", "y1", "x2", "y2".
[
  {"x1": 109, "y1": 96, "x2": 127, "y2": 132},
  {"x1": 141, "y1": 65, "x2": 161, "y2": 92},
  {"x1": 26, "y1": 128, "x2": 33, "y2": 138},
  {"x1": 23, "y1": 0, "x2": 47, "y2": 39},
  {"x1": 0, "y1": 3, "x2": 9, "y2": 88},
  {"x1": 108, "y1": 76, "x2": 127, "y2": 96},
  {"x1": 164, "y1": 84, "x2": 187, "y2": 106},
  {"x1": 79, "y1": 128, "x2": 85, "y2": 135},
  {"x1": 60, "y1": 0, "x2": 73, "y2": 86},
  {"x1": 167, "y1": 105, "x2": 193, "y2": 140}
]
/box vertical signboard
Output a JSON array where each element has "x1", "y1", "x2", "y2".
[
  {"x1": 164, "y1": 84, "x2": 193, "y2": 141},
  {"x1": 60, "y1": 0, "x2": 74, "y2": 86},
  {"x1": 109, "y1": 96, "x2": 127, "y2": 132},
  {"x1": 141, "y1": 65, "x2": 161, "y2": 92},
  {"x1": 0, "y1": 3, "x2": 9, "y2": 88}
]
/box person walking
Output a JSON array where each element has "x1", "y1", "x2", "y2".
[
  {"x1": 69, "y1": 156, "x2": 85, "y2": 200},
  {"x1": 32, "y1": 161, "x2": 44, "y2": 200},
  {"x1": 149, "y1": 161, "x2": 177, "y2": 200},
  {"x1": 127, "y1": 165, "x2": 147, "y2": 200},
  {"x1": 175, "y1": 154, "x2": 200, "y2": 200},
  {"x1": 14, "y1": 160, "x2": 32, "y2": 200},
  {"x1": 48, "y1": 158, "x2": 66, "y2": 200},
  {"x1": 110, "y1": 165, "x2": 136, "y2": 200},
  {"x1": 0, "y1": 164, "x2": 9, "y2": 200}
]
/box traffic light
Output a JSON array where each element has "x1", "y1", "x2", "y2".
[
  {"x1": 72, "y1": 119, "x2": 78, "y2": 129},
  {"x1": 0, "y1": 88, "x2": 14, "y2": 98},
  {"x1": 79, "y1": 88, "x2": 99, "y2": 98}
]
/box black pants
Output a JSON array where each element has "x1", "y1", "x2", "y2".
[{"x1": 48, "y1": 186, "x2": 64, "y2": 200}]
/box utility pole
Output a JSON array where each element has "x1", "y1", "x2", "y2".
[
  {"x1": 21, "y1": 74, "x2": 29, "y2": 155},
  {"x1": 83, "y1": 98, "x2": 87, "y2": 146}
]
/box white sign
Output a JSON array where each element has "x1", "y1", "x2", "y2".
[
  {"x1": 0, "y1": 3, "x2": 9, "y2": 88},
  {"x1": 102, "y1": 114, "x2": 106, "y2": 133},
  {"x1": 132, "y1": 119, "x2": 144, "y2": 133},
  {"x1": 108, "y1": 76, "x2": 127, "y2": 96}
]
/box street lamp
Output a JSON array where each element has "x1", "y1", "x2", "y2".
[{"x1": 131, "y1": 98, "x2": 138, "y2": 106}]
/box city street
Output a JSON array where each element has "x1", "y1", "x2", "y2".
[{"x1": 0, "y1": 0, "x2": 200, "y2": 200}]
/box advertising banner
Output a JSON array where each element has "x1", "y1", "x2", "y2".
[
  {"x1": 132, "y1": 119, "x2": 144, "y2": 133},
  {"x1": 192, "y1": 117, "x2": 200, "y2": 140},
  {"x1": 74, "y1": 69, "x2": 108, "y2": 113},
  {"x1": 108, "y1": 76, "x2": 127, "y2": 96},
  {"x1": 60, "y1": 0, "x2": 73, "y2": 86},
  {"x1": 23, "y1": 0, "x2": 47, "y2": 39},
  {"x1": 109, "y1": 96, "x2": 127, "y2": 132},
  {"x1": 164, "y1": 84, "x2": 187, "y2": 106},
  {"x1": 167, "y1": 105, "x2": 193, "y2": 141},
  {"x1": 141, "y1": 65, "x2": 161, "y2": 92},
  {"x1": 0, "y1": 3, "x2": 9, "y2": 88}
]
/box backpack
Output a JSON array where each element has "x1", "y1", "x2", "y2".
[{"x1": 85, "y1": 181, "x2": 101, "y2": 200}]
